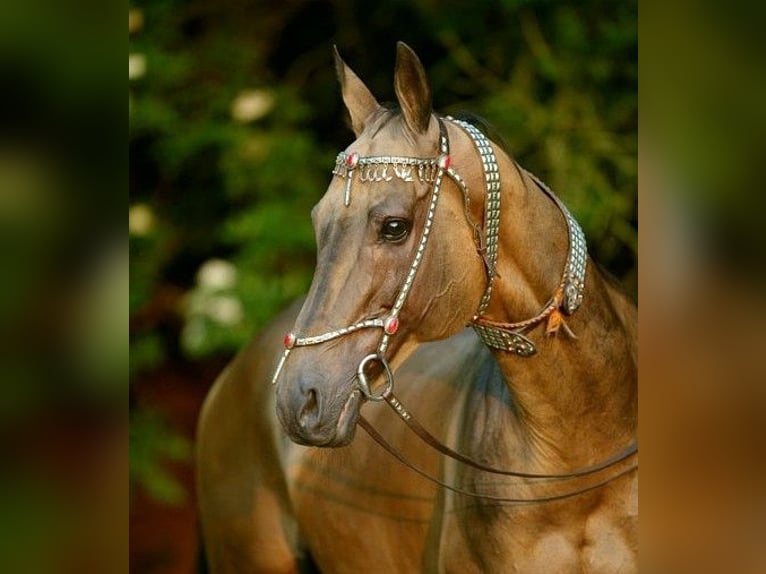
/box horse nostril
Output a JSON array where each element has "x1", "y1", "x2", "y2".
[{"x1": 299, "y1": 387, "x2": 320, "y2": 429}]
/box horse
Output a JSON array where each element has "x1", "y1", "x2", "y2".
[{"x1": 197, "y1": 42, "x2": 638, "y2": 573}]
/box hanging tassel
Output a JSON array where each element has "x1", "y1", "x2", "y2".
[
  {"x1": 344, "y1": 152, "x2": 359, "y2": 207},
  {"x1": 545, "y1": 287, "x2": 577, "y2": 339}
]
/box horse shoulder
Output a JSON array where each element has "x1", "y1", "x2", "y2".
[
  {"x1": 197, "y1": 301, "x2": 304, "y2": 573},
  {"x1": 438, "y1": 487, "x2": 637, "y2": 574},
  {"x1": 433, "y1": 340, "x2": 638, "y2": 573},
  {"x1": 582, "y1": 470, "x2": 638, "y2": 573}
]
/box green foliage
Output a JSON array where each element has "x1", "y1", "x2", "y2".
[{"x1": 129, "y1": 409, "x2": 191, "y2": 505}]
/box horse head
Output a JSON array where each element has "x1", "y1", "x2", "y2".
[{"x1": 274, "y1": 43, "x2": 487, "y2": 446}]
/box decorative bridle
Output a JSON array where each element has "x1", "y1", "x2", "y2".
[{"x1": 272, "y1": 115, "x2": 637, "y2": 502}]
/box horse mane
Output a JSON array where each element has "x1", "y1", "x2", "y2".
[
  {"x1": 593, "y1": 258, "x2": 638, "y2": 307},
  {"x1": 448, "y1": 111, "x2": 512, "y2": 156},
  {"x1": 377, "y1": 105, "x2": 511, "y2": 155}
]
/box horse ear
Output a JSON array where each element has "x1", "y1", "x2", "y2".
[
  {"x1": 394, "y1": 42, "x2": 432, "y2": 134},
  {"x1": 333, "y1": 45, "x2": 380, "y2": 136}
]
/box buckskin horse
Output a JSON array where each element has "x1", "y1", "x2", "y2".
[{"x1": 197, "y1": 42, "x2": 638, "y2": 573}]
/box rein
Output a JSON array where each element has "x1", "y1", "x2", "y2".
[
  {"x1": 364, "y1": 387, "x2": 638, "y2": 480},
  {"x1": 358, "y1": 417, "x2": 638, "y2": 505},
  {"x1": 272, "y1": 115, "x2": 637, "y2": 502}
]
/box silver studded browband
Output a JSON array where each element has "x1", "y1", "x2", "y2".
[
  {"x1": 272, "y1": 116, "x2": 587, "y2": 390},
  {"x1": 332, "y1": 154, "x2": 444, "y2": 207}
]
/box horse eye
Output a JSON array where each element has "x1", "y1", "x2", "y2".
[{"x1": 380, "y1": 218, "x2": 410, "y2": 243}]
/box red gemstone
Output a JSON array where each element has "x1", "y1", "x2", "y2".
[
  {"x1": 346, "y1": 152, "x2": 359, "y2": 168},
  {"x1": 384, "y1": 316, "x2": 399, "y2": 335},
  {"x1": 438, "y1": 154, "x2": 451, "y2": 170},
  {"x1": 283, "y1": 332, "x2": 296, "y2": 349}
]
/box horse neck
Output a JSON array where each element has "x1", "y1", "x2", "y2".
[{"x1": 476, "y1": 149, "x2": 638, "y2": 469}]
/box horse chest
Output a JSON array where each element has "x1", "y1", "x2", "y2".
[
  {"x1": 285, "y1": 443, "x2": 438, "y2": 572},
  {"x1": 437, "y1": 488, "x2": 637, "y2": 574}
]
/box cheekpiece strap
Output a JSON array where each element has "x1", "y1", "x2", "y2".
[{"x1": 444, "y1": 117, "x2": 500, "y2": 318}]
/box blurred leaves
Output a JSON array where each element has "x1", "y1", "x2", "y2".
[{"x1": 129, "y1": 409, "x2": 190, "y2": 506}]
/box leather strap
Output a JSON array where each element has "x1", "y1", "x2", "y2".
[
  {"x1": 359, "y1": 416, "x2": 637, "y2": 504},
  {"x1": 379, "y1": 388, "x2": 637, "y2": 479}
]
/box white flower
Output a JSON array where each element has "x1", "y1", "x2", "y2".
[
  {"x1": 129, "y1": 53, "x2": 147, "y2": 80},
  {"x1": 129, "y1": 9, "x2": 144, "y2": 34},
  {"x1": 129, "y1": 203, "x2": 154, "y2": 236},
  {"x1": 206, "y1": 295, "x2": 244, "y2": 325},
  {"x1": 230, "y1": 89, "x2": 274, "y2": 123},
  {"x1": 196, "y1": 259, "x2": 238, "y2": 290},
  {"x1": 181, "y1": 317, "x2": 207, "y2": 353}
]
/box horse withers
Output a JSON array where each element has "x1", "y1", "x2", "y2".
[{"x1": 197, "y1": 42, "x2": 637, "y2": 573}]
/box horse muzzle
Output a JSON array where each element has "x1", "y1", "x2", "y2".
[{"x1": 275, "y1": 373, "x2": 362, "y2": 447}]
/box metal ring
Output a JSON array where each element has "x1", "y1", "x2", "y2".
[{"x1": 356, "y1": 354, "x2": 394, "y2": 402}]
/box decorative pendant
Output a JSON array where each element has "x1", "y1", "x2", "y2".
[
  {"x1": 345, "y1": 152, "x2": 359, "y2": 168},
  {"x1": 384, "y1": 316, "x2": 400, "y2": 335},
  {"x1": 343, "y1": 152, "x2": 359, "y2": 207},
  {"x1": 283, "y1": 332, "x2": 296, "y2": 349},
  {"x1": 472, "y1": 324, "x2": 537, "y2": 357}
]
